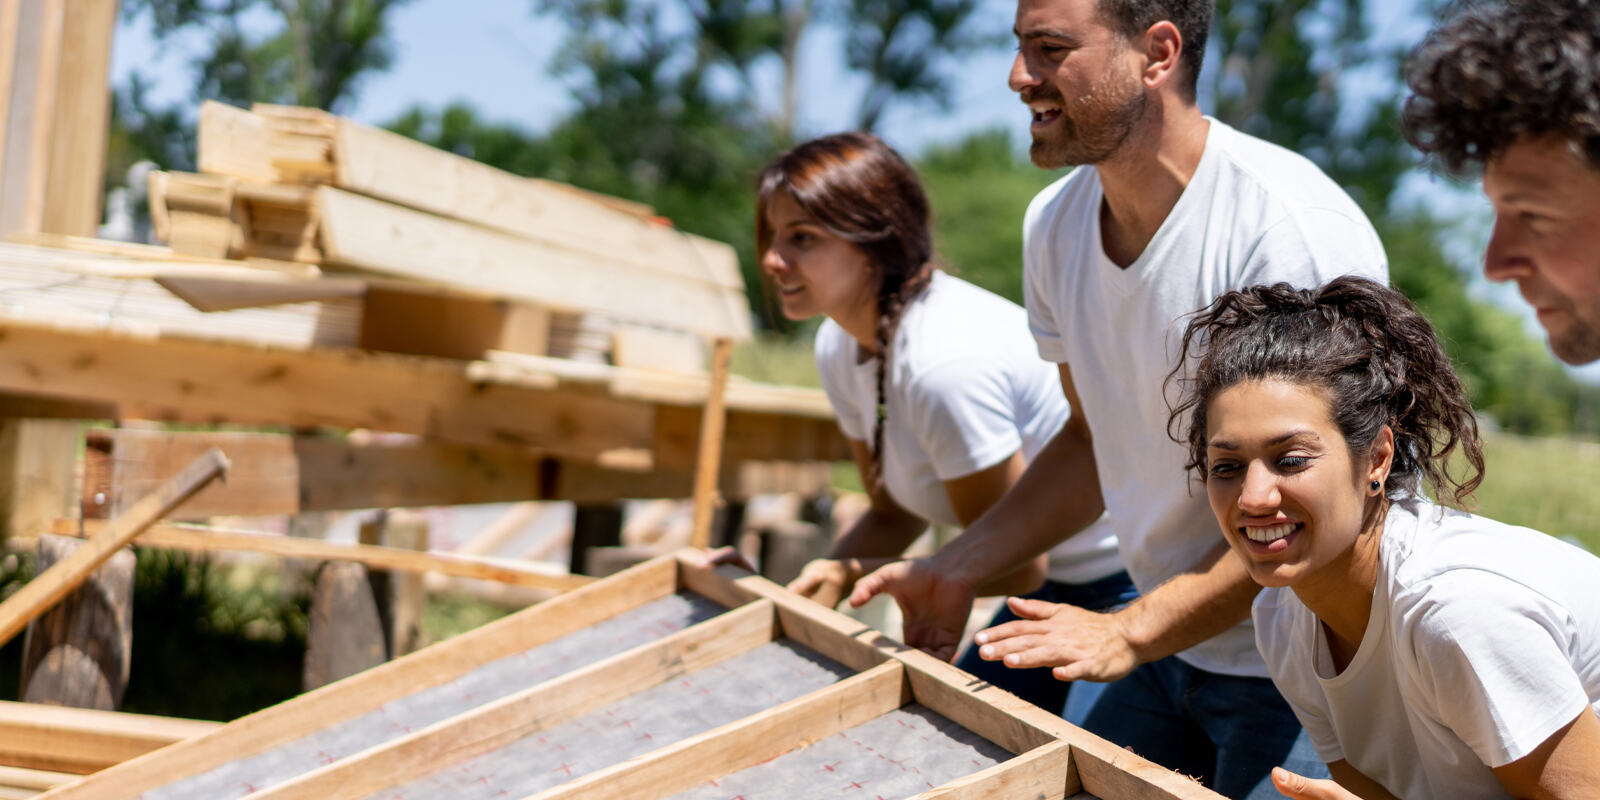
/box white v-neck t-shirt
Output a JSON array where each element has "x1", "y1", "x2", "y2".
[
  {"x1": 816, "y1": 271, "x2": 1123, "y2": 584},
  {"x1": 1255, "y1": 499, "x2": 1600, "y2": 799},
  {"x1": 1023, "y1": 118, "x2": 1388, "y2": 675}
]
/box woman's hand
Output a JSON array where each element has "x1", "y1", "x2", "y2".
[
  {"x1": 971, "y1": 596, "x2": 1139, "y2": 683},
  {"x1": 787, "y1": 558, "x2": 857, "y2": 609}
]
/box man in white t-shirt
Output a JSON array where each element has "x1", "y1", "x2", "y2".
[{"x1": 848, "y1": 1, "x2": 1387, "y2": 796}]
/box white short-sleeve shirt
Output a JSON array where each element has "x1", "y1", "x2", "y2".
[
  {"x1": 815, "y1": 271, "x2": 1123, "y2": 583},
  {"x1": 1255, "y1": 499, "x2": 1600, "y2": 799},
  {"x1": 1022, "y1": 118, "x2": 1388, "y2": 675}
]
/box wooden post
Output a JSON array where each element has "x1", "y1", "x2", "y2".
[
  {"x1": 358, "y1": 510, "x2": 428, "y2": 658},
  {"x1": 0, "y1": 418, "x2": 80, "y2": 544},
  {"x1": 0, "y1": 447, "x2": 227, "y2": 648},
  {"x1": 689, "y1": 338, "x2": 734, "y2": 549},
  {"x1": 568, "y1": 503, "x2": 624, "y2": 577},
  {"x1": 302, "y1": 561, "x2": 385, "y2": 691},
  {"x1": 19, "y1": 534, "x2": 133, "y2": 710},
  {"x1": 0, "y1": 0, "x2": 118, "y2": 238}
]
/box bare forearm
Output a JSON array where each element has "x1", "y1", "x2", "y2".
[
  {"x1": 1115, "y1": 543, "x2": 1259, "y2": 664},
  {"x1": 826, "y1": 510, "x2": 928, "y2": 560},
  {"x1": 931, "y1": 424, "x2": 1104, "y2": 586}
]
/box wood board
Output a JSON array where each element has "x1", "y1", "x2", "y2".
[{"x1": 34, "y1": 553, "x2": 1221, "y2": 800}]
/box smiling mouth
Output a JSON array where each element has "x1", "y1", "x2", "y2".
[
  {"x1": 1030, "y1": 107, "x2": 1061, "y2": 127},
  {"x1": 775, "y1": 283, "x2": 804, "y2": 296},
  {"x1": 1239, "y1": 522, "x2": 1300, "y2": 554}
]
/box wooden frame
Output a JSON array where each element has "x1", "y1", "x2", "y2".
[{"x1": 37, "y1": 553, "x2": 1220, "y2": 800}]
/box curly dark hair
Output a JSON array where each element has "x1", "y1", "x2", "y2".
[
  {"x1": 1402, "y1": 0, "x2": 1600, "y2": 172},
  {"x1": 1098, "y1": 0, "x2": 1213, "y2": 102},
  {"x1": 1166, "y1": 277, "x2": 1484, "y2": 506}
]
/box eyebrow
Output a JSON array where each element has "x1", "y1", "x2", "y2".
[
  {"x1": 1013, "y1": 26, "x2": 1081, "y2": 45},
  {"x1": 1207, "y1": 430, "x2": 1322, "y2": 450}
]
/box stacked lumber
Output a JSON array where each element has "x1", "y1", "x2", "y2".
[{"x1": 145, "y1": 101, "x2": 750, "y2": 366}]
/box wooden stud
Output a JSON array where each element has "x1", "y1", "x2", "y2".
[
  {"x1": 906, "y1": 741, "x2": 1075, "y2": 800},
  {"x1": 524, "y1": 660, "x2": 908, "y2": 800},
  {"x1": 0, "y1": 448, "x2": 226, "y2": 648},
  {"x1": 302, "y1": 560, "x2": 386, "y2": 691},
  {"x1": 689, "y1": 338, "x2": 733, "y2": 550},
  {"x1": 0, "y1": 700, "x2": 219, "y2": 775},
  {"x1": 249, "y1": 600, "x2": 778, "y2": 800},
  {"x1": 0, "y1": 764, "x2": 74, "y2": 792},
  {"x1": 34, "y1": 557, "x2": 678, "y2": 799},
  {"x1": 51, "y1": 519, "x2": 593, "y2": 594},
  {"x1": 0, "y1": 418, "x2": 80, "y2": 542}
]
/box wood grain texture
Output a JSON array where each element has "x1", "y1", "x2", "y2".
[
  {"x1": 19, "y1": 535, "x2": 133, "y2": 710},
  {"x1": 908, "y1": 742, "x2": 1076, "y2": 800},
  {"x1": 0, "y1": 701, "x2": 218, "y2": 775},
  {"x1": 688, "y1": 339, "x2": 732, "y2": 549}
]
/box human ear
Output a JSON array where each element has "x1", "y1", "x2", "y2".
[
  {"x1": 1141, "y1": 21, "x2": 1182, "y2": 90},
  {"x1": 1367, "y1": 426, "x2": 1395, "y2": 494}
]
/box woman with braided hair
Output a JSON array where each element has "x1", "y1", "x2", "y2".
[
  {"x1": 1168, "y1": 276, "x2": 1600, "y2": 800},
  {"x1": 752, "y1": 131, "x2": 1130, "y2": 715}
]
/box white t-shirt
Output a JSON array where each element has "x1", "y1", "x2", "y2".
[
  {"x1": 816, "y1": 271, "x2": 1123, "y2": 584},
  {"x1": 1255, "y1": 499, "x2": 1600, "y2": 799},
  {"x1": 1023, "y1": 118, "x2": 1388, "y2": 675}
]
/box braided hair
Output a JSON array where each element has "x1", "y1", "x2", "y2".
[
  {"x1": 756, "y1": 133, "x2": 935, "y2": 488},
  {"x1": 1166, "y1": 276, "x2": 1484, "y2": 506}
]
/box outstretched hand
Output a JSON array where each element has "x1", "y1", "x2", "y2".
[
  {"x1": 849, "y1": 557, "x2": 975, "y2": 663},
  {"x1": 972, "y1": 596, "x2": 1138, "y2": 683},
  {"x1": 786, "y1": 559, "x2": 854, "y2": 609},
  {"x1": 1270, "y1": 768, "x2": 1365, "y2": 800}
]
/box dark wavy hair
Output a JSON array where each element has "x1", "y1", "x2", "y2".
[
  {"x1": 1098, "y1": 0, "x2": 1213, "y2": 102},
  {"x1": 1402, "y1": 0, "x2": 1600, "y2": 172},
  {"x1": 1167, "y1": 277, "x2": 1484, "y2": 506},
  {"x1": 755, "y1": 132, "x2": 934, "y2": 482}
]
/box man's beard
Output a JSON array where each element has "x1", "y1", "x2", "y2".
[
  {"x1": 1025, "y1": 74, "x2": 1147, "y2": 169},
  {"x1": 1549, "y1": 310, "x2": 1600, "y2": 365}
]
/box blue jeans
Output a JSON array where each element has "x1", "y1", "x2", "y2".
[
  {"x1": 954, "y1": 571, "x2": 1137, "y2": 721},
  {"x1": 1083, "y1": 656, "x2": 1328, "y2": 800}
]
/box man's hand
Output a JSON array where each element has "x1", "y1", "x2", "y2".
[
  {"x1": 1271, "y1": 768, "x2": 1365, "y2": 800},
  {"x1": 849, "y1": 557, "x2": 976, "y2": 662},
  {"x1": 972, "y1": 596, "x2": 1138, "y2": 683},
  {"x1": 787, "y1": 559, "x2": 855, "y2": 609}
]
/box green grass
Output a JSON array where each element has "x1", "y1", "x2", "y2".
[
  {"x1": 731, "y1": 331, "x2": 821, "y2": 388},
  {"x1": 1470, "y1": 432, "x2": 1600, "y2": 551}
]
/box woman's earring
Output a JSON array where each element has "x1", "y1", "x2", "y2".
[{"x1": 1369, "y1": 479, "x2": 1382, "y2": 493}]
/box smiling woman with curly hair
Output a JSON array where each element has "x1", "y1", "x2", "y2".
[{"x1": 1402, "y1": 0, "x2": 1600, "y2": 366}]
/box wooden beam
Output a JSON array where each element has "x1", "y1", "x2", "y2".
[
  {"x1": 249, "y1": 600, "x2": 778, "y2": 800},
  {"x1": 907, "y1": 741, "x2": 1074, "y2": 800},
  {"x1": 0, "y1": 701, "x2": 219, "y2": 775},
  {"x1": 77, "y1": 430, "x2": 834, "y2": 523},
  {"x1": 0, "y1": 448, "x2": 226, "y2": 647},
  {"x1": 0, "y1": 318, "x2": 651, "y2": 460},
  {"x1": 39, "y1": 0, "x2": 114, "y2": 237},
  {"x1": 0, "y1": 418, "x2": 79, "y2": 541},
  {"x1": 689, "y1": 338, "x2": 732, "y2": 549},
  {"x1": 35, "y1": 557, "x2": 678, "y2": 800},
  {"x1": 316, "y1": 187, "x2": 749, "y2": 341},
  {"x1": 0, "y1": 764, "x2": 74, "y2": 792},
  {"x1": 51, "y1": 519, "x2": 594, "y2": 594},
  {"x1": 525, "y1": 660, "x2": 907, "y2": 800}
]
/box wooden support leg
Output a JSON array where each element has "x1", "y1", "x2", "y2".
[
  {"x1": 568, "y1": 503, "x2": 623, "y2": 576},
  {"x1": 358, "y1": 510, "x2": 428, "y2": 659},
  {"x1": 18, "y1": 534, "x2": 132, "y2": 710},
  {"x1": 0, "y1": 418, "x2": 81, "y2": 544},
  {"x1": 711, "y1": 499, "x2": 746, "y2": 550},
  {"x1": 302, "y1": 561, "x2": 385, "y2": 691}
]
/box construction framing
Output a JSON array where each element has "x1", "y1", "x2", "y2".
[{"x1": 36, "y1": 552, "x2": 1221, "y2": 800}]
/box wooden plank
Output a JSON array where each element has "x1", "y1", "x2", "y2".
[
  {"x1": 250, "y1": 600, "x2": 778, "y2": 800},
  {"x1": 0, "y1": 701, "x2": 219, "y2": 775},
  {"x1": 0, "y1": 448, "x2": 226, "y2": 647},
  {"x1": 611, "y1": 325, "x2": 705, "y2": 372},
  {"x1": 19, "y1": 535, "x2": 133, "y2": 709},
  {"x1": 1068, "y1": 741, "x2": 1219, "y2": 800},
  {"x1": 39, "y1": 0, "x2": 115, "y2": 236},
  {"x1": 0, "y1": 765, "x2": 74, "y2": 792},
  {"x1": 315, "y1": 187, "x2": 749, "y2": 341},
  {"x1": 0, "y1": 318, "x2": 657, "y2": 460},
  {"x1": 52, "y1": 519, "x2": 594, "y2": 594},
  {"x1": 0, "y1": 418, "x2": 79, "y2": 541},
  {"x1": 360, "y1": 286, "x2": 550, "y2": 361},
  {"x1": 34, "y1": 557, "x2": 679, "y2": 799},
  {"x1": 525, "y1": 660, "x2": 908, "y2": 800},
  {"x1": 328, "y1": 117, "x2": 744, "y2": 293},
  {"x1": 0, "y1": 0, "x2": 22, "y2": 191},
  {"x1": 909, "y1": 741, "x2": 1075, "y2": 800},
  {"x1": 688, "y1": 339, "x2": 732, "y2": 549},
  {"x1": 195, "y1": 101, "x2": 278, "y2": 184},
  {"x1": 302, "y1": 560, "x2": 386, "y2": 691}
]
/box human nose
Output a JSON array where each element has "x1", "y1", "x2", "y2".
[
  {"x1": 1483, "y1": 214, "x2": 1534, "y2": 283},
  {"x1": 1237, "y1": 461, "x2": 1280, "y2": 514},
  {"x1": 760, "y1": 246, "x2": 786, "y2": 277},
  {"x1": 1009, "y1": 48, "x2": 1039, "y2": 94}
]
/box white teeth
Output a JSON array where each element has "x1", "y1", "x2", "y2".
[{"x1": 1244, "y1": 523, "x2": 1296, "y2": 543}]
